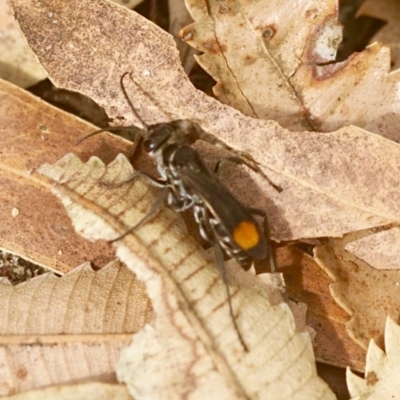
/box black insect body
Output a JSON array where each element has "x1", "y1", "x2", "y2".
[
  {"x1": 78, "y1": 73, "x2": 277, "y2": 351},
  {"x1": 137, "y1": 121, "x2": 269, "y2": 272}
]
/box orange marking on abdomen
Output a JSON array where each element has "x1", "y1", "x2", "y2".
[{"x1": 232, "y1": 221, "x2": 259, "y2": 250}]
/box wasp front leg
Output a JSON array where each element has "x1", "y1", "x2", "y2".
[{"x1": 110, "y1": 187, "x2": 170, "y2": 242}]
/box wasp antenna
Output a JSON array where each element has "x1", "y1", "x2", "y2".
[
  {"x1": 75, "y1": 128, "x2": 107, "y2": 146},
  {"x1": 121, "y1": 72, "x2": 148, "y2": 131},
  {"x1": 75, "y1": 126, "x2": 143, "y2": 147}
]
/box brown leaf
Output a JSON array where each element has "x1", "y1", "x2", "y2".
[
  {"x1": 0, "y1": 259, "x2": 152, "y2": 396},
  {"x1": 38, "y1": 154, "x2": 335, "y2": 399},
  {"x1": 315, "y1": 237, "x2": 400, "y2": 350},
  {"x1": 8, "y1": 0, "x2": 400, "y2": 242},
  {"x1": 276, "y1": 245, "x2": 366, "y2": 371},
  {"x1": 0, "y1": 78, "x2": 130, "y2": 273}
]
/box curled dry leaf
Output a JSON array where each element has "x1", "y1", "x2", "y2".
[
  {"x1": 37, "y1": 154, "x2": 335, "y2": 399},
  {"x1": 8, "y1": 0, "x2": 400, "y2": 243},
  {"x1": 315, "y1": 237, "x2": 400, "y2": 351},
  {"x1": 183, "y1": 0, "x2": 400, "y2": 140},
  {"x1": 0, "y1": 259, "x2": 152, "y2": 396},
  {"x1": 347, "y1": 317, "x2": 400, "y2": 400},
  {"x1": 2, "y1": 382, "x2": 132, "y2": 400}
]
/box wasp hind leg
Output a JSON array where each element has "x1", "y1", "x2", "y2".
[
  {"x1": 213, "y1": 156, "x2": 282, "y2": 193},
  {"x1": 212, "y1": 242, "x2": 249, "y2": 352}
]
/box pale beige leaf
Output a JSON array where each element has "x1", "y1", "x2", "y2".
[
  {"x1": 315, "y1": 237, "x2": 400, "y2": 350},
  {"x1": 8, "y1": 0, "x2": 400, "y2": 242},
  {"x1": 38, "y1": 154, "x2": 335, "y2": 399},
  {"x1": 3, "y1": 382, "x2": 132, "y2": 400},
  {"x1": 0, "y1": 0, "x2": 46, "y2": 86},
  {"x1": 183, "y1": 0, "x2": 400, "y2": 140},
  {"x1": 0, "y1": 259, "x2": 152, "y2": 396},
  {"x1": 344, "y1": 225, "x2": 400, "y2": 270},
  {"x1": 358, "y1": 0, "x2": 400, "y2": 70},
  {"x1": 293, "y1": 42, "x2": 400, "y2": 141},
  {"x1": 181, "y1": 0, "x2": 340, "y2": 131},
  {"x1": 347, "y1": 317, "x2": 400, "y2": 400}
]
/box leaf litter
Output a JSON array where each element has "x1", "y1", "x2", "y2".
[
  {"x1": 347, "y1": 318, "x2": 400, "y2": 400},
  {"x1": 183, "y1": 0, "x2": 400, "y2": 141},
  {"x1": 5, "y1": 0, "x2": 400, "y2": 397},
  {"x1": 315, "y1": 236, "x2": 400, "y2": 351},
  {"x1": 37, "y1": 153, "x2": 335, "y2": 399},
  {"x1": 0, "y1": 79, "x2": 124, "y2": 274},
  {"x1": 0, "y1": 259, "x2": 151, "y2": 396},
  {"x1": 0, "y1": 75, "x2": 332, "y2": 397},
  {"x1": 8, "y1": 0, "x2": 400, "y2": 245}
]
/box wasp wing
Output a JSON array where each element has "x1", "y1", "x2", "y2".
[{"x1": 173, "y1": 148, "x2": 266, "y2": 259}]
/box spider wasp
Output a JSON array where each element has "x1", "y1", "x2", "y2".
[{"x1": 78, "y1": 72, "x2": 278, "y2": 351}]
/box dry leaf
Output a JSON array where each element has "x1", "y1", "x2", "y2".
[
  {"x1": 3, "y1": 382, "x2": 132, "y2": 400},
  {"x1": 111, "y1": 0, "x2": 143, "y2": 8},
  {"x1": 293, "y1": 42, "x2": 400, "y2": 141},
  {"x1": 276, "y1": 245, "x2": 366, "y2": 371},
  {"x1": 0, "y1": 259, "x2": 152, "y2": 396},
  {"x1": 344, "y1": 225, "x2": 400, "y2": 270},
  {"x1": 183, "y1": 0, "x2": 400, "y2": 140},
  {"x1": 0, "y1": 0, "x2": 47, "y2": 86},
  {"x1": 181, "y1": 0, "x2": 341, "y2": 131},
  {"x1": 0, "y1": 78, "x2": 130, "y2": 273},
  {"x1": 315, "y1": 238, "x2": 400, "y2": 350},
  {"x1": 8, "y1": 0, "x2": 400, "y2": 243},
  {"x1": 168, "y1": 0, "x2": 198, "y2": 73},
  {"x1": 347, "y1": 317, "x2": 400, "y2": 400},
  {"x1": 37, "y1": 154, "x2": 335, "y2": 399},
  {"x1": 358, "y1": 0, "x2": 400, "y2": 70}
]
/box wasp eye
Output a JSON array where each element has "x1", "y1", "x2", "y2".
[{"x1": 143, "y1": 124, "x2": 173, "y2": 153}]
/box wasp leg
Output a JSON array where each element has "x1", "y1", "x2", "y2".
[
  {"x1": 213, "y1": 241, "x2": 249, "y2": 352},
  {"x1": 193, "y1": 207, "x2": 248, "y2": 350},
  {"x1": 247, "y1": 207, "x2": 276, "y2": 273},
  {"x1": 110, "y1": 187, "x2": 170, "y2": 242},
  {"x1": 213, "y1": 156, "x2": 245, "y2": 175},
  {"x1": 213, "y1": 156, "x2": 281, "y2": 192},
  {"x1": 108, "y1": 170, "x2": 166, "y2": 190}
]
